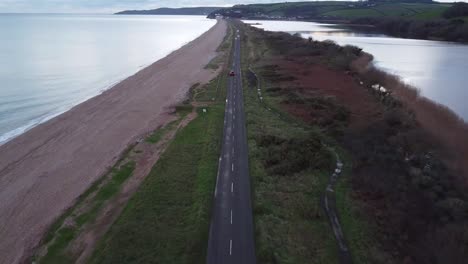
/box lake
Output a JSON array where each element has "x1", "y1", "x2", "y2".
[
  {"x1": 245, "y1": 20, "x2": 468, "y2": 121},
  {"x1": 0, "y1": 14, "x2": 215, "y2": 144}
]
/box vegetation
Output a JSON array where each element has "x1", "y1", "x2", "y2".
[
  {"x1": 90, "y1": 104, "x2": 224, "y2": 263},
  {"x1": 38, "y1": 161, "x2": 136, "y2": 263},
  {"x1": 240, "y1": 21, "x2": 468, "y2": 263},
  {"x1": 350, "y1": 64, "x2": 468, "y2": 263},
  {"x1": 239, "y1": 22, "x2": 347, "y2": 263},
  {"x1": 443, "y1": 2, "x2": 468, "y2": 19},
  {"x1": 209, "y1": 1, "x2": 468, "y2": 43},
  {"x1": 209, "y1": 1, "x2": 450, "y2": 20},
  {"x1": 146, "y1": 106, "x2": 192, "y2": 144},
  {"x1": 352, "y1": 16, "x2": 468, "y2": 42}
]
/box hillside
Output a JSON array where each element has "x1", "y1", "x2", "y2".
[
  {"x1": 208, "y1": 1, "x2": 468, "y2": 43},
  {"x1": 208, "y1": 1, "x2": 450, "y2": 20},
  {"x1": 116, "y1": 7, "x2": 222, "y2": 15}
]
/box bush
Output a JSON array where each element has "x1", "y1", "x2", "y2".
[
  {"x1": 256, "y1": 134, "x2": 332, "y2": 175},
  {"x1": 443, "y1": 2, "x2": 468, "y2": 19}
]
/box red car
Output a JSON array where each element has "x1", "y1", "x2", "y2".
[{"x1": 229, "y1": 71, "x2": 235, "y2": 76}]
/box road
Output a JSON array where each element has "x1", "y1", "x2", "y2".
[{"x1": 206, "y1": 27, "x2": 256, "y2": 264}]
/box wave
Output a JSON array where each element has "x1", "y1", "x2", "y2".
[{"x1": 0, "y1": 110, "x2": 65, "y2": 145}]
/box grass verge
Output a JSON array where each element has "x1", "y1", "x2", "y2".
[
  {"x1": 89, "y1": 103, "x2": 225, "y2": 264},
  {"x1": 239, "y1": 23, "x2": 340, "y2": 263}
]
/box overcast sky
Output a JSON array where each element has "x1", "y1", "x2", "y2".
[{"x1": 0, "y1": 0, "x2": 463, "y2": 13}]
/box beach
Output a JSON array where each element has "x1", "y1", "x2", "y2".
[{"x1": 0, "y1": 19, "x2": 226, "y2": 263}]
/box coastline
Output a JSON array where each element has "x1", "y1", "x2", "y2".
[{"x1": 0, "y1": 19, "x2": 226, "y2": 264}]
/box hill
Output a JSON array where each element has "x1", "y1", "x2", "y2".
[
  {"x1": 208, "y1": 1, "x2": 468, "y2": 43},
  {"x1": 116, "y1": 7, "x2": 222, "y2": 15},
  {"x1": 208, "y1": 1, "x2": 450, "y2": 20}
]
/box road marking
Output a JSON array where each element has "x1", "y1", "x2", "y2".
[
  {"x1": 214, "y1": 155, "x2": 224, "y2": 197},
  {"x1": 232, "y1": 164, "x2": 234, "y2": 172},
  {"x1": 230, "y1": 209, "x2": 233, "y2": 224},
  {"x1": 231, "y1": 182, "x2": 234, "y2": 193},
  {"x1": 229, "y1": 239, "x2": 232, "y2": 255}
]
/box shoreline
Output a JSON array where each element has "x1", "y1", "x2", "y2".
[
  {"x1": 0, "y1": 19, "x2": 226, "y2": 264},
  {"x1": 0, "y1": 22, "x2": 214, "y2": 146}
]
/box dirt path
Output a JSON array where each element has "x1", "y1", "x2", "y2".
[
  {"x1": 322, "y1": 151, "x2": 352, "y2": 264},
  {"x1": 0, "y1": 20, "x2": 226, "y2": 264}
]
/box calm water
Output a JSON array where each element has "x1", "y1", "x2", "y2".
[
  {"x1": 246, "y1": 20, "x2": 468, "y2": 121},
  {"x1": 0, "y1": 14, "x2": 215, "y2": 144}
]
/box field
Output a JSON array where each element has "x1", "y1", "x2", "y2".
[
  {"x1": 211, "y1": 1, "x2": 451, "y2": 20},
  {"x1": 320, "y1": 3, "x2": 449, "y2": 19}
]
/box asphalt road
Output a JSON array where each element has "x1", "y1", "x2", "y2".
[{"x1": 206, "y1": 28, "x2": 256, "y2": 264}]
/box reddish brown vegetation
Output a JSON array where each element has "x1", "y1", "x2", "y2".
[
  {"x1": 280, "y1": 61, "x2": 383, "y2": 130},
  {"x1": 247, "y1": 24, "x2": 468, "y2": 264},
  {"x1": 352, "y1": 54, "x2": 468, "y2": 182}
]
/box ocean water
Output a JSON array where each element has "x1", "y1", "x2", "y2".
[
  {"x1": 246, "y1": 20, "x2": 468, "y2": 121},
  {"x1": 0, "y1": 14, "x2": 216, "y2": 144}
]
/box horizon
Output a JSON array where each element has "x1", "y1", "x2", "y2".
[{"x1": 0, "y1": 0, "x2": 464, "y2": 14}]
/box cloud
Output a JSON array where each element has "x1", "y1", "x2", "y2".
[
  {"x1": 0, "y1": 0, "x2": 463, "y2": 13},
  {"x1": 0, "y1": 0, "x2": 286, "y2": 13}
]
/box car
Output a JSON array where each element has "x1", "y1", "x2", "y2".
[{"x1": 229, "y1": 71, "x2": 235, "y2": 76}]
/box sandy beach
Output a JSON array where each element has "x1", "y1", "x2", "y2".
[{"x1": 0, "y1": 19, "x2": 226, "y2": 264}]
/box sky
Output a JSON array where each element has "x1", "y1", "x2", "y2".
[{"x1": 0, "y1": 0, "x2": 463, "y2": 14}]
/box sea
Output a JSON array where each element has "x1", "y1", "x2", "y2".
[{"x1": 0, "y1": 14, "x2": 215, "y2": 144}]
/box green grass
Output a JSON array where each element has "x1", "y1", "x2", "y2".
[
  {"x1": 146, "y1": 120, "x2": 179, "y2": 143},
  {"x1": 321, "y1": 8, "x2": 382, "y2": 18},
  {"x1": 318, "y1": 2, "x2": 450, "y2": 19},
  {"x1": 145, "y1": 104, "x2": 194, "y2": 144},
  {"x1": 39, "y1": 227, "x2": 76, "y2": 264},
  {"x1": 240, "y1": 21, "x2": 395, "y2": 263},
  {"x1": 244, "y1": 87, "x2": 338, "y2": 263},
  {"x1": 89, "y1": 103, "x2": 225, "y2": 264},
  {"x1": 333, "y1": 150, "x2": 394, "y2": 264},
  {"x1": 240, "y1": 24, "x2": 339, "y2": 263},
  {"x1": 194, "y1": 76, "x2": 221, "y2": 102}
]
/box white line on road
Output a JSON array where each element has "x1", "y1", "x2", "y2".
[
  {"x1": 229, "y1": 239, "x2": 232, "y2": 255},
  {"x1": 232, "y1": 164, "x2": 234, "y2": 172},
  {"x1": 230, "y1": 209, "x2": 233, "y2": 224},
  {"x1": 231, "y1": 182, "x2": 234, "y2": 193},
  {"x1": 214, "y1": 154, "x2": 225, "y2": 198}
]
